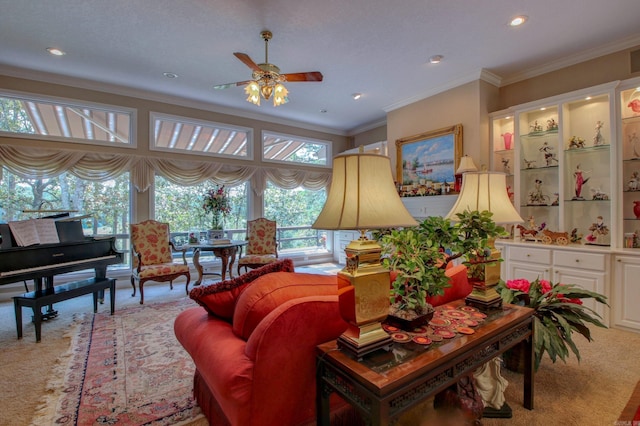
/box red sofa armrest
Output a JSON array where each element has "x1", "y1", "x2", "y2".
[{"x1": 426, "y1": 264, "x2": 472, "y2": 306}]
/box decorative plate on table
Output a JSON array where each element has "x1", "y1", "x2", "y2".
[
  {"x1": 441, "y1": 310, "x2": 471, "y2": 320},
  {"x1": 434, "y1": 329, "x2": 456, "y2": 339},
  {"x1": 456, "y1": 326, "x2": 475, "y2": 335},
  {"x1": 390, "y1": 332, "x2": 411, "y2": 343},
  {"x1": 412, "y1": 336, "x2": 432, "y2": 345},
  {"x1": 429, "y1": 318, "x2": 451, "y2": 327},
  {"x1": 426, "y1": 333, "x2": 444, "y2": 342},
  {"x1": 383, "y1": 324, "x2": 401, "y2": 333}
]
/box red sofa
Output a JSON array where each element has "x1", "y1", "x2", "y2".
[{"x1": 174, "y1": 260, "x2": 472, "y2": 426}]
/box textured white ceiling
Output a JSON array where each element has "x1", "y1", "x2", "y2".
[{"x1": 1, "y1": 0, "x2": 640, "y2": 134}]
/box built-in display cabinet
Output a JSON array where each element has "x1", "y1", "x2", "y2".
[{"x1": 492, "y1": 79, "x2": 640, "y2": 332}]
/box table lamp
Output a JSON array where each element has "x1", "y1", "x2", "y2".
[
  {"x1": 446, "y1": 171, "x2": 523, "y2": 309},
  {"x1": 454, "y1": 155, "x2": 478, "y2": 192},
  {"x1": 312, "y1": 151, "x2": 417, "y2": 358}
]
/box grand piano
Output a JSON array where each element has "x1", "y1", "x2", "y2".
[{"x1": 0, "y1": 218, "x2": 124, "y2": 297}]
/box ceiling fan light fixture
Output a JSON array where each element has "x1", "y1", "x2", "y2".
[
  {"x1": 352, "y1": 93, "x2": 362, "y2": 100},
  {"x1": 273, "y1": 83, "x2": 289, "y2": 106},
  {"x1": 245, "y1": 81, "x2": 261, "y2": 106}
]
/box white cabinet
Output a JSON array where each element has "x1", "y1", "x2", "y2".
[
  {"x1": 613, "y1": 255, "x2": 640, "y2": 331},
  {"x1": 619, "y1": 79, "x2": 640, "y2": 250},
  {"x1": 504, "y1": 244, "x2": 552, "y2": 282},
  {"x1": 333, "y1": 230, "x2": 361, "y2": 264},
  {"x1": 500, "y1": 242, "x2": 610, "y2": 325},
  {"x1": 400, "y1": 195, "x2": 457, "y2": 220},
  {"x1": 491, "y1": 82, "x2": 617, "y2": 246}
]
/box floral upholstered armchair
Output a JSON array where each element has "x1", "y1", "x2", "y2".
[
  {"x1": 130, "y1": 220, "x2": 190, "y2": 304},
  {"x1": 237, "y1": 218, "x2": 278, "y2": 274}
]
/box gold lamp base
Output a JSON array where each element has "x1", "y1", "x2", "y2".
[
  {"x1": 465, "y1": 247, "x2": 503, "y2": 311},
  {"x1": 336, "y1": 237, "x2": 393, "y2": 360}
]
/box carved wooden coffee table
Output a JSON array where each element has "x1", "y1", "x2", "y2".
[{"x1": 316, "y1": 300, "x2": 534, "y2": 425}]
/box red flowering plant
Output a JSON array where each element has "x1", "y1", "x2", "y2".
[
  {"x1": 496, "y1": 277, "x2": 608, "y2": 370},
  {"x1": 202, "y1": 186, "x2": 231, "y2": 230}
]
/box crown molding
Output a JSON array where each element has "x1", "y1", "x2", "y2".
[
  {"x1": 501, "y1": 33, "x2": 640, "y2": 86},
  {"x1": 382, "y1": 68, "x2": 496, "y2": 113},
  {"x1": 0, "y1": 65, "x2": 348, "y2": 137},
  {"x1": 346, "y1": 117, "x2": 388, "y2": 136}
]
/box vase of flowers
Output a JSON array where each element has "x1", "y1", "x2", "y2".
[
  {"x1": 203, "y1": 185, "x2": 231, "y2": 240},
  {"x1": 496, "y1": 277, "x2": 608, "y2": 371}
]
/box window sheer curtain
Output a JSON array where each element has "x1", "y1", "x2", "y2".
[{"x1": 0, "y1": 145, "x2": 331, "y2": 192}]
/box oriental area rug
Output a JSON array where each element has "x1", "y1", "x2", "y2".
[
  {"x1": 33, "y1": 298, "x2": 203, "y2": 426},
  {"x1": 619, "y1": 379, "x2": 640, "y2": 424}
]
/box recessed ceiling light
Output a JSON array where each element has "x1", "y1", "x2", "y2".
[
  {"x1": 163, "y1": 72, "x2": 179, "y2": 79},
  {"x1": 509, "y1": 15, "x2": 528, "y2": 27},
  {"x1": 352, "y1": 93, "x2": 362, "y2": 100},
  {"x1": 540, "y1": 107, "x2": 546, "y2": 111},
  {"x1": 585, "y1": 96, "x2": 592, "y2": 100},
  {"x1": 429, "y1": 55, "x2": 444, "y2": 64},
  {"x1": 46, "y1": 47, "x2": 66, "y2": 56}
]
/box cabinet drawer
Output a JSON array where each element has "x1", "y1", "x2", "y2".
[
  {"x1": 509, "y1": 246, "x2": 551, "y2": 264},
  {"x1": 554, "y1": 251, "x2": 606, "y2": 271}
]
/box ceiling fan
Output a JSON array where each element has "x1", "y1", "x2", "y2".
[{"x1": 213, "y1": 30, "x2": 323, "y2": 106}]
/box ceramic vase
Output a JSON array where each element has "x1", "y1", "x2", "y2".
[
  {"x1": 634, "y1": 201, "x2": 640, "y2": 219},
  {"x1": 501, "y1": 133, "x2": 513, "y2": 150}
]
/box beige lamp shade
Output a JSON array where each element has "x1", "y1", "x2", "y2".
[
  {"x1": 312, "y1": 153, "x2": 418, "y2": 230},
  {"x1": 446, "y1": 171, "x2": 523, "y2": 224},
  {"x1": 456, "y1": 155, "x2": 478, "y2": 174}
]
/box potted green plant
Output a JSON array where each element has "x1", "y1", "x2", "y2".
[
  {"x1": 445, "y1": 210, "x2": 507, "y2": 283},
  {"x1": 496, "y1": 277, "x2": 608, "y2": 371},
  {"x1": 379, "y1": 210, "x2": 507, "y2": 328},
  {"x1": 379, "y1": 227, "x2": 450, "y2": 328}
]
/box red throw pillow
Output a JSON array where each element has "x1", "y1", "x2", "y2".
[{"x1": 189, "y1": 258, "x2": 295, "y2": 320}]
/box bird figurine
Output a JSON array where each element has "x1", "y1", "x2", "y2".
[{"x1": 629, "y1": 99, "x2": 640, "y2": 114}]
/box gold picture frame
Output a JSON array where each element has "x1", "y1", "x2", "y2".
[{"x1": 396, "y1": 124, "x2": 463, "y2": 197}]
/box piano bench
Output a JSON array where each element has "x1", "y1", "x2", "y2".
[{"x1": 13, "y1": 277, "x2": 116, "y2": 342}]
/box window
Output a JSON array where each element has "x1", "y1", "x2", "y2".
[
  {"x1": 262, "y1": 131, "x2": 331, "y2": 167},
  {"x1": 153, "y1": 176, "x2": 248, "y2": 244},
  {"x1": 0, "y1": 169, "x2": 131, "y2": 264},
  {"x1": 0, "y1": 92, "x2": 134, "y2": 147},
  {"x1": 263, "y1": 182, "x2": 328, "y2": 251},
  {"x1": 151, "y1": 113, "x2": 251, "y2": 159}
]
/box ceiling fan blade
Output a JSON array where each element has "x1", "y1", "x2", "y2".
[
  {"x1": 233, "y1": 52, "x2": 262, "y2": 72},
  {"x1": 282, "y1": 72, "x2": 323, "y2": 82},
  {"x1": 213, "y1": 80, "x2": 251, "y2": 90}
]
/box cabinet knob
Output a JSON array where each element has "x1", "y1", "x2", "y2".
[
  {"x1": 617, "y1": 259, "x2": 622, "y2": 262},
  {"x1": 526, "y1": 254, "x2": 530, "y2": 257},
  {"x1": 575, "y1": 259, "x2": 579, "y2": 263}
]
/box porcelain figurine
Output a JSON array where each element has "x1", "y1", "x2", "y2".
[
  {"x1": 628, "y1": 171, "x2": 640, "y2": 191},
  {"x1": 593, "y1": 121, "x2": 605, "y2": 146},
  {"x1": 568, "y1": 136, "x2": 585, "y2": 149},
  {"x1": 573, "y1": 163, "x2": 591, "y2": 200},
  {"x1": 585, "y1": 216, "x2": 609, "y2": 245},
  {"x1": 628, "y1": 99, "x2": 640, "y2": 114},
  {"x1": 539, "y1": 141, "x2": 558, "y2": 166},
  {"x1": 629, "y1": 131, "x2": 640, "y2": 159}
]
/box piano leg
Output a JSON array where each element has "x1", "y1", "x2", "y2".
[
  {"x1": 40, "y1": 277, "x2": 58, "y2": 321},
  {"x1": 95, "y1": 266, "x2": 107, "y2": 304}
]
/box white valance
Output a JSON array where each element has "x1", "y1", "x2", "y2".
[{"x1": 0, "y1": 145, "x2": 331, "y2": 193}]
